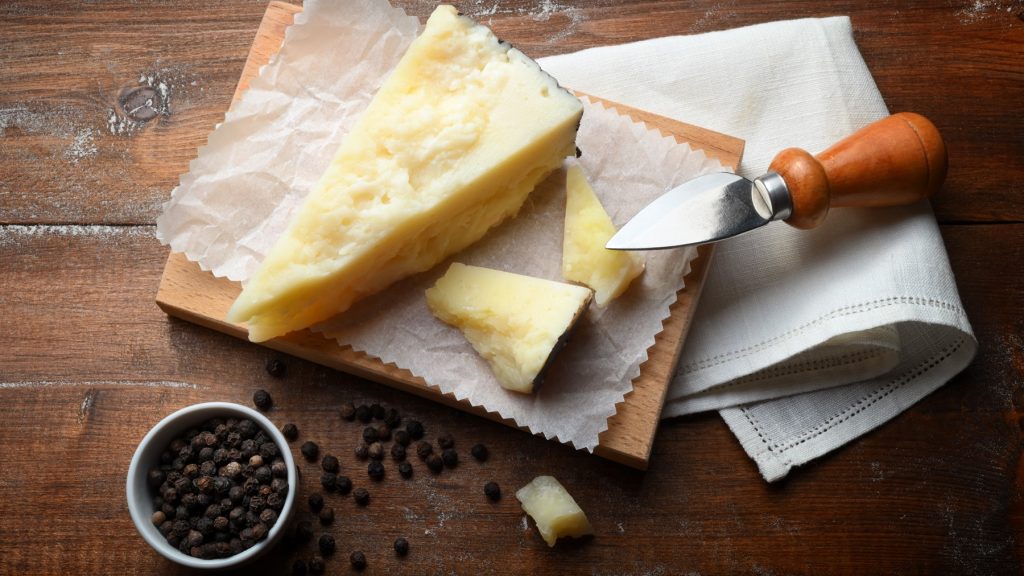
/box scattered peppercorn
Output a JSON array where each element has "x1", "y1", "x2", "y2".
[
  {"x1": 390, "y1": 443, "x2": 406, "y2": 461},
  {"x1": 349, "y1": 550, "x2": 367, "y2": 571},
  {"x1": 362, "y1": 426, "x2": 379, "y2": 444},
  {"x1": 370, "y1": 403, "x2": 385, "y2": 420},
  {"x1": 308, "y1": 493, "x2": 324, "y2": 512},
  {"x1": 308, "y1": 555, "x2": 325, "y2": 575},
  {"x1": 425, "y1": 453, "x2": 443, "y2": 473},
  {"x1": 354, "y1": 443, "x2": 369, "y2": 460},
  {"x1": 484, "y1": 481, "x2": 501, "y2": 501},
  {"x1": 300, "y1": 441, "x2": 319, "y2": 462},
  {"x1": 437, "y1": 433, "x2": 455, "y2": 449},
  {"x1": 368, "y1": 442, "x2": 385, "y2": 461},
  {"x1": 405, "y1": 420, "x2": 425, "y2": 440},
  {"x1": 318, "y1": 534, "x2": 336, "y2": 556},
  {"x1": 354, "y1": 404, "x2": 372, "y2": 423},
  {"x1": 415, "y1": 441, "x2": 433, "y2": 460},
  {"x1": 282, "y1": 423, "x2": 299, "y2": 441},
  {"x1": 266, "y1": 358, "x2": 286, "y2": 378},
  {"x1": 375, "y1": 423, "x2": 392, "y2": 441},
  {"x1": 353, "y1": 488, "x2": 370, "y2": 506},
  {"x1": 393, "y1": 429, "x2": 411, "y2": 447},
  {"x1": 339, "y1": 402, "x2": 356, "y2": 421},
  {"x1": 318, "y1": 506, "x2": 335, "y2": 525},
  {"x1": 335, "y1": 475, "x2": 353, "y2": 495},
  {"x1": 252, "y1": 389, "x2": 273, "y2": 411},
  {"x1": 321, "y1": 454, "x2": 339, "y2": 473},
  {"x1": 470, "y1": 443, "x2": 489, "y2": 462},
  {"x1": 394, "y1": 537, "x2": 410, "y2": 557},
  {"x1": 320, "y1": 472, "x2": 337, "y2": 491},
  {"x1": 384, "y1": 408, "x2": 402, "y2": 429},
  {"x1": 367, "y1": 460, "x2": 385, "y2": 481},
  {"x1": 399, "y1": 459, "x2": 415, "y2": 477},
  {"x1": 441, "y1": 448, "x2": 458, "y2": 468}
]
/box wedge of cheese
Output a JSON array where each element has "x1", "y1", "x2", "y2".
[
  {"x1": 516, "y1": 476, "x2": 594, "y2": 547},
  {"x1": 425, "y1": 263, "x2": 592, "y2": 394},
  {"x1": 562, "y1": 164, "x2": 645, "y2": 307},
  {"x1": 228, "y1": 5, "x2": 583, "y2": 342}
]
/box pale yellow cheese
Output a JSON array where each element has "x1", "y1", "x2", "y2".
[
  {"x1": 228, "y1": 5, "x2": 583, "y2": 342},
  {"x1": 562, "y1": 164, "x2": 645, "y2": 307},
  {"x1": 425, "y1": 263, "x2": 592, "y2": 394},
  {"x1": 516, "y1": 475, "x2": 594, "y2": 547}
]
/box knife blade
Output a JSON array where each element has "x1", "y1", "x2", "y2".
[{"x1": 606, "y1": 112, "x2": 947, "y2": 251}]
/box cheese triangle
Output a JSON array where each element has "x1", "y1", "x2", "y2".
[
  {"x1": 425, "y1": 263, "x2": 592, "y2": 394},
  {"x1": 562, "y1": 164, "x2": 645, "y2": 307},
  {"x1": 228, "y1": 5, "x2": 583, "y2": 342}
]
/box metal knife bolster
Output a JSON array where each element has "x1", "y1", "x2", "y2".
[{"x1": 752, "y1": 171, "x2": 793, "y2": 222}]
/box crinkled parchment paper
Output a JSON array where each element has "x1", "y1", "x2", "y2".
[{"x1": 156, "y1": 0, "x2": 723, "y2": 451}]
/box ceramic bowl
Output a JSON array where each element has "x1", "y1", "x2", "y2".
[{"x1": 126, "y1": 402, "x2": 297, "y2": 570}]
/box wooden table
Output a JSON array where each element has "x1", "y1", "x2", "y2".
[{"x1": 1, "y1": 1, "x2": 1021, "y2": 574}]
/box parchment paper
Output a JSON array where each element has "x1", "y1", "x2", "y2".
[{"x1": 156, "y1": 0, "x2": 723, "y2": 451}]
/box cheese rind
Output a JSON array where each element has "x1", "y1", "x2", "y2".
[
  {"x1": 425, "y1": 263, "x2": 592, "y2": 394},
  {"x1": 516, "y1": 475, "x2": 594, "y2": 547},
  {"x1": 228, "y1": 5, "x2": 583, "y2": 342},
  {"x1": 562, "y1": 164, "x2": 645, "y2": 307}
]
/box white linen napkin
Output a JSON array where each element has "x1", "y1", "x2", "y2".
[{"x1": 540, "y1": 16, "x2": 976, "y2": 481}]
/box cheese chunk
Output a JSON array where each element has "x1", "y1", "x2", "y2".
[
  {"x1": 516, "y1": 476, "x2": 594, "y2": 547},
  {"x1": 228, "y1": 5, "x2": 583, "y2": 342},
  {"x1": 562, "y1": 164, "x2": 645, "y2": 307},
  {"x1": 425, "y1": 263, "x2": 592, "y2": 394}
]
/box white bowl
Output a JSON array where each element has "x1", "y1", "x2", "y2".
[{"x1": 126, "y1": 402, "x2": 297, "y2": 570}]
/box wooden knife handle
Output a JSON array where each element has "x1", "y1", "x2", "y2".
[{"x1": 767, "y1": 112, "x2": 948, "y2": 229}]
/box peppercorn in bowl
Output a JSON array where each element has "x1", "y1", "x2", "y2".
[{"x1": 127, "y1": 402, "x2": 297, "y2": 569}]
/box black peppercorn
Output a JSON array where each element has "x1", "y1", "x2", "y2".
[
  {"x1": 300, "y1": 441, "x2": 319, "y2": 462},
  {"x1": 238, "y1": 419, "x2": 258, "y2": 439},
  {"x1": 318, "y1": 506, "x2": 335, "y2": 525},
  {"x1": 213, "y1": 516, "x2": 229, "y2": 531},
  {"x1": 393, "y1": 429, "x2": 411, "y2": 447},
  {"x1": 339, "y1": 402, "x2": 356, "y2": 421},
  {"x1": 415, "y1": 441, "x2": 433, "y2": 460},
  {"x1": 367, "y1": 442, "x2": 384, "y2": 461},
  {"x1": 398, "y1": 461, "x2": 413, "y2": 479},
  {"x1": 308, "y1": 493, "x2": 324, "y2": 512},
  {"x1": 470, "y1": 443, "x2": 489, "y2": 462},
  {"x1": 266, "y1": 358, "x2": 286, "y2": 378},
  {"x1": 294, "y1": 520, "x2": 313, "y2": 542},
  {"x1": 362, "y1": 426, "x2": 379, "y2": 443},
  {"x1": 367, "y1": 460, "x2": 385, "y2": 481},
  {"x1": 350, "y1": 550, "x2": 367, "y2": 571},
  {"x1": 271, "y1": 460, "x2": 288, "y2": 478},
  {"x1": 321, "y1": 454, "x2": 339, "y2": 473},
  {"x1": 320, "y1": 472, "x2": 337, "y2": 491},
  {"x1": 282, "y1": 423, "x2": 299, "y2": 441},
  {"x1": 405, "y1": 420, "x2": 425, "y2": 440},
  {"x1": 148, "y1": 469, "x2": 166, "y2": 489},
  {"x1": 354, "y1": 443, "x2": 369, "y2": 460},
  {"x1": 318, "y1": 534, "x2": 336, "y2": 556},
  {"x1": 484, "y1": 481, "x2": 501, "y2": 501},
  {"x1": 260, "y1": 508, "x2": 277, "y2": 526},
  {"x1": 335, "y1": 475, "x2": 352, "y2": 495},
  {"x1": 259, "y1": 442, "x2": 278, "y2": 460},
  {"x1": 292, "y1": 559, "x2": 308, "y2": 576},
  {"x1": 425, "y1": 453, "x2": 443, "y2": 473},
  {"x1": 308, "y1": 555, "x2": 325, "y2": 575},
  {"x1": 383, "y1": 408, "x2": 402, "y2": 428},
  {"x1": 353, "y1": 487, "x2": 369, "y2": 506},
  {"x1": 390, "y1": 443, "x2": 406, "y2": 461},
  {"x1": 437, "y1": 433, "x2": 455, "y2": 449},
  {"x1": 441, "y1": 448, "x2": 458, "y2": 468},
  {"x1": 255, "y1": 466, "x2": 272, "y2": 484},
  {"x1": 355, "y1": 404, "x2": 371, "y2": 423},
  {"x1": 370, "y1": 403, "x2": 385, "y2": 420},
  {"x1": 271, "y1": 477, "x2": 288, "y2": 495},
  {"x1": 252, "y1": 389, "x2": 273, "y2": 411},
  {"x1": 267, "y1": 492, "x2": 284, "y2": 511},
  {"x1": 393, "y1": 537, "x2": 409, "y2": 557}
]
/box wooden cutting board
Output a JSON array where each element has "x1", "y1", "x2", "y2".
[{"x1": 155, "y1": 1, "x2": 744, "y2": 470}]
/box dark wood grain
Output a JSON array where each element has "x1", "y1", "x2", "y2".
[{"x1": 1, "y1": 1, "x2": 1022, "y2": 574}]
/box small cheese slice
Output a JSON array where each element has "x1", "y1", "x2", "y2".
[
  {"x1": 562, "y1": 164, "x2": 645, "y2": 307},
  {"x1": 228, "y1": 5, "x2": 583, "y2": 342},
  {"x1": 425, "y1": 263, "x2": 592, "y2": 394},
  {"x1": 516, "y1": 476, "x2": 594, "y2": 547}
]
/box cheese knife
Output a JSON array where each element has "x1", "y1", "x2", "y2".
[{"x1": 605, "y1": 112, "x2": 947, "y2": 250}]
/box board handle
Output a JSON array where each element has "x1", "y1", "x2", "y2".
[{"x1": 768, "y1": 112, "x2": 948, "y2": 229}]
